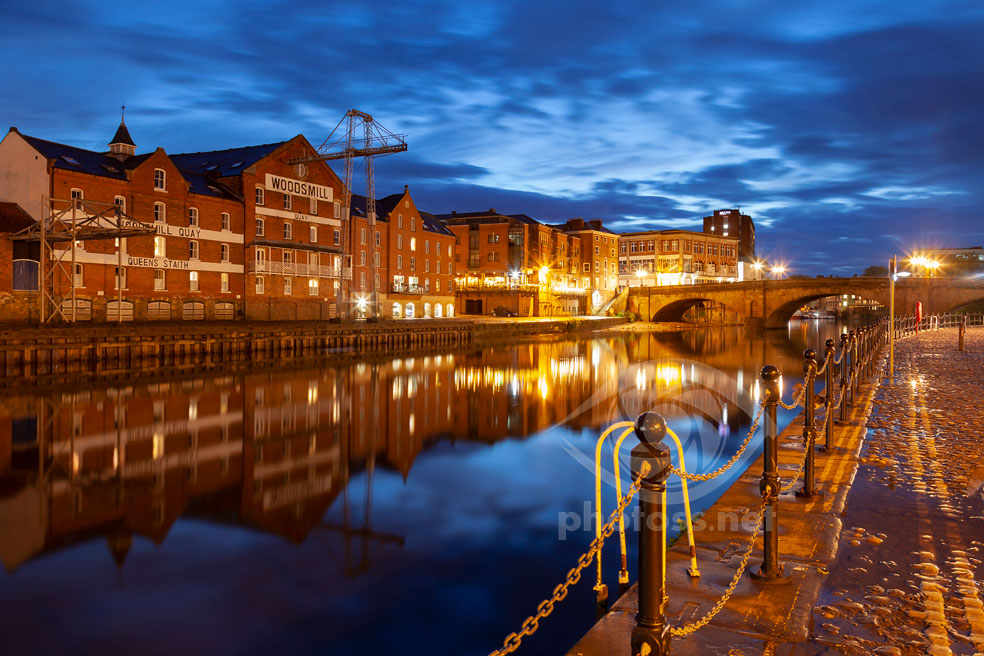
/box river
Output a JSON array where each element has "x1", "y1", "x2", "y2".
[{"x1": 0, "y1": 318, "x2": 860, "y2": 656}]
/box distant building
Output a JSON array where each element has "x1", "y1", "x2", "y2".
[
  {"x1": 909, "y1": 246, "x2": 984, "y2": 277},
  {"x1": 703, "y1": 209, "x2": 755, "y2": 259},
  {"x1": 617, "y1": 229, "x2": 739, "y2": 286}
]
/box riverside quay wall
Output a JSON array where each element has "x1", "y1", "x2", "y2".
[{"x1": 0, "y1": 317, "x2": 625, "y2": 382}]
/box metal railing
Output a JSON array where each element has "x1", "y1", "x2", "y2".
[
  {"x1": 489, "y1": 319, "x2": 890, "y2": 656},
  {"x1": 390, "y1": 283, "x2": 428, "y2": 295},
  {"x1": 248, "y1": 260, "x2": 342, "y2": 278}
]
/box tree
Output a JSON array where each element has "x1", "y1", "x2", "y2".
[{"x1": 862, "y1": 265, "x2": 888, "y2": 277}]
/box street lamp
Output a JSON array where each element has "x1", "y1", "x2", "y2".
[
  {"x1": 771, "y1": 264, "x2": 786, "y2": 279},
  {"x1": 635, "y1": 268, "x2": 647, "y2": 287}
]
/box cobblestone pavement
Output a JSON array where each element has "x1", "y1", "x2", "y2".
[{"x1": 802, "y1": 327, "x2": 984, "y2": 656}]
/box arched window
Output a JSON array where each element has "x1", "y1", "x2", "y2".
[
  {"x1": 392, "y1": 302, "x2": 402, "y2": 319},
  {"x1": 423, "y1": 303, "x2": 432, "y2": 318},
  {"x1": 446, "y1": 303, "x2": 454, "y2": 318},
  {"x1": 405, "y1": 302, "x2": 415, "y2": 319},
  {"x1": 434, "y1": 303, "x2": 442, "y2": 318}
]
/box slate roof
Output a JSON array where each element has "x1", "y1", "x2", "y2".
[
  {"x1": 420, "y1": 211, "x2": 455, "y2": 237},
  {"x1": 431, "y1": 210, "x2": 543, "y2": 227},
  {"x1": 109, "y1": 122, "x2": 135, "y2": 146},
  {"x1": 19, "y1": 133, "x2": 128, "y2": 180},
  {"x1": 0, "y1": 202, "x2": 35, "y2": 233},
  {"x1": 15, "y1": 131, "x2": 245, "y2": 199},
  {"x1": 169, "y1": 141, "x2": 286, "y2": 177},
  {"x1": 350, "y1": 193, "x2": 402, "y2": 220}
]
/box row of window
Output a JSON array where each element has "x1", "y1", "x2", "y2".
[
  {"x1": 254, "y1": 186, "x2": 341, "y2": 218},
  {"x1": 70, "y1": 264, "x2": 231, "y2": 293},
  {"x1": 149, "y1": 236, "x2": 232, "y2": 262},
  {"x1": 391, "y1": 302, "x2": 453, "y2": 319},
  {"x1": 254, "y1": 276, "x2": 322, "y2": 295},
  {"x1": 618, "y1": 239, "x2": 737, "y2": 257}
]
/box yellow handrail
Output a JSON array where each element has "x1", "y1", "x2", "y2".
[
  {"x1": 611, "y1": 426, "x2": 637, "y2": 588},
  {"x1": 666, "y1": 427, "x2": 701, "y2": 578},
  {"x1": 594, "y1": 420, "x2": 635, "y2": 594}
]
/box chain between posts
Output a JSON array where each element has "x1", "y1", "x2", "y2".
[
  {"x1": 780, "y1": 408, "x2": 828, "y2": 493},
  {"x1": 670, "y1": 401, "x2": 765, "y2": 482},
  {"x1": 488, "y1": 463, "x2": 651, "y2": 656},
  {"x1": 776, "y1": 383, "x2": 807, "y2": 410},
  {"x1": 668, "y1": 493, "x2": 769, "y2": 637}
]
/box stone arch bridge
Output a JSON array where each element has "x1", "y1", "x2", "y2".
[{"x1": 627, "y1": 277, "x2": 984, "y2": 329}]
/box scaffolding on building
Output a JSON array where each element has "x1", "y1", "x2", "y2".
[
  {"x1": 288, "y1": 110, "x2": 407, "y2": 320},
  {"x1": 12, "y1": 197, "x2": 157, "y2": 323}
]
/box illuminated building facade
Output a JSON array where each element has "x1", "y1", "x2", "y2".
[
  {"x1": 703, "y1": 208, "x2": 755, "y2": 259},
  {"x1": 618, "y1": 229, "x2": 740, "y2": 286}
]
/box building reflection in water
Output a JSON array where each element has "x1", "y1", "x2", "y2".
[{"x1": 0, "y1": 329, "x2": 813, "y2": 575}]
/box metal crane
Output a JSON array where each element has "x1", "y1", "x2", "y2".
[{"x1": 288, "y1": 110, "x2": 406, "y2": 320}]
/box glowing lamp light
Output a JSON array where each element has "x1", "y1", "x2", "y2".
[
  {"x1": 635, "y1": 269, "x2": 646, "y2": 278},
  {"x1": 355, "y1": 295, "x2": 368, "y2": 310},
  {"x1": 751, "y1": 261, "x2": 764, "y2": 271}
]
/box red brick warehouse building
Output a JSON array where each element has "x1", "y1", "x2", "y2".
[{"x1": 0, "y1": 119, "x2": 348, "y2": 322}]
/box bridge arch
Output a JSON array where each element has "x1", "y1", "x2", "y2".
[{"x1": 651, "y1": 297, "x2": 743, "y2": 323}]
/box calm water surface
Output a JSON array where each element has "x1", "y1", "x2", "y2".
[{"x1": 0, "y1": 319, "x2": 857, "y2": 656}]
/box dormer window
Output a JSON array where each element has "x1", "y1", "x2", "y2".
[{"x1": 154, "y1": 168, "x2": 166, "y2": 191}]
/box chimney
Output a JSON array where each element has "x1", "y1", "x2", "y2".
[
  {"x1": 451, "y1": 210, "x2": 457, "y2": 215},
  {"x1": 489, "y1": 208, "x2": 496, "y2": 214},
  {"x1": 589, "y1": 219, "x2": 602, "y2": 230}
]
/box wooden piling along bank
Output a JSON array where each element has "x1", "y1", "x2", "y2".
[{"x1": 0, "y1": 317, "x2": 625, "y2": 384}]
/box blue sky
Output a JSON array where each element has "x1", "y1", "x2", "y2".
[{"x1": 2, "y1": 0, "x2": 983, "y2": 274}]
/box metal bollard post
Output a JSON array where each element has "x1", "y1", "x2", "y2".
[
  {"x1": 822, "y1": 338, "x2": 835, "y2": 451},
  {"x1": 849, "y1": 330, "x2": 858, "y2": 402},
  {"x1": 796, "y1": 350, "x2": 821, "y2": 498},
  {"x1": 960, "y1": 317, "x2": 966, "y2": 352},
  {"x1": 751, "y1": 366, "x2": 789, "y2": 582},
  {"x1": 838, "y1": 333, "x2": 849, "y2": 424},
  {"x1": 630, "y1": 412, "x2": 672, "y2": 656}
]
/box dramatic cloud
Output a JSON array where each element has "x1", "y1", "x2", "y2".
[{"x1": 2, "y1": 0, "x2": 982, "y2": 274}]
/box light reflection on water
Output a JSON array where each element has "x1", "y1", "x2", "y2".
[{"x1": 0, "y1": 320, "x2": 858, "y2": 656}]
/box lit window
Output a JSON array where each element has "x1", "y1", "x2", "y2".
[
  {"x1": 410, "y1": 237, "x2": 416, "y2": 251},
  {"x1": 189, "y1": 240, "x2": 200, "y2": 260},
  {"x1": 255, "y1": 218, "x2": 265, "y2": 237},
  {"x1": 220, "y1": 243, "x2": 229, "y2": 262},
  {"x1": 189, "y1": 271, "x2": 199, "y2": 291},
  {"x1": 283, "y1": 194, "x2": 292, "y2": 211},
  {"x1": 154, "y1": 169, "x2": 166, "y2": 190},
  {"x1": 284, "y1": 222, "x2": 292, "y2": 240},
  {"x1": 255, "y1": 187, "x2": 265, "y2": 205},
  {"x1": 309, "y1": 225, "x2": 317, "y2": 243},
  {"x1": 189, "y1": 207, "x2": 199, "y2": 227},
  {"x1": 221, "y1": 272, "x2": 229, "y2": 292},
  {"x1": 221, "y1": 212, "x2": 230, "y2": 230},
  {"x1": 154, "y1": 202, "x2": 166, "y2": 222},
  {"x1": 309, "y1": 279, "x2": 318, "y2": 295},
  {"x1": 154, "y1": 236, "x2": 166, "y2": 257},
  {"x1": 155, "y1": 269, "x2": 165, "y2": 290}
]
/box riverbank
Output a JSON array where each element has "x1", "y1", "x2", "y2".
[
  {"x1": 0, "y1": 316, "x2": 625, "y2": 383},
  {"x1": 567, "y1": 331, "x2": 889, "y2": 655}
]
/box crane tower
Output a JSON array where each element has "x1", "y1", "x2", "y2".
[{"x1": 288, "y1": 110, "x2": 406, "y2": 320}]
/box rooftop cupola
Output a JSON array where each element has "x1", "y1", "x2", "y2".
[{"x1": 108, "y1": 104, "x2": 135, "y2": 160}]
